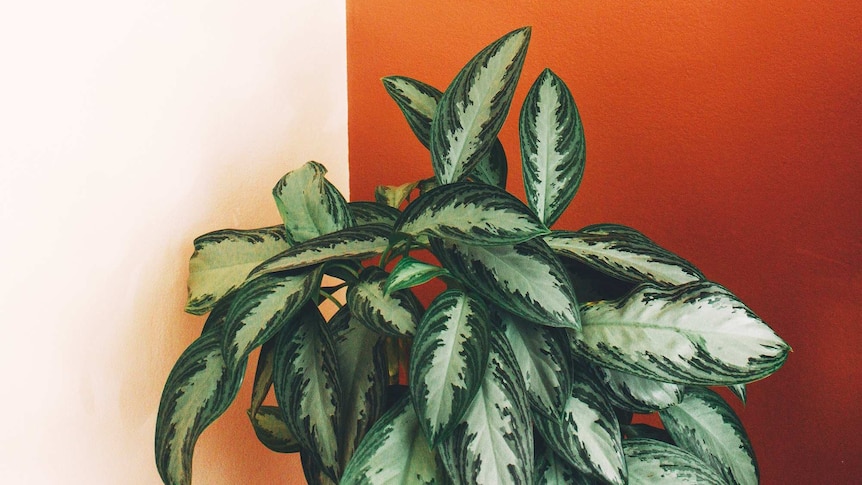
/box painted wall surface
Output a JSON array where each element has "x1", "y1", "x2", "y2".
[
  {"x1": 0, "y1": 1, "x2": 343, "y2": 483},
  {"x1": 348, "y1": 1, "x2": 861, "y2": 483}
]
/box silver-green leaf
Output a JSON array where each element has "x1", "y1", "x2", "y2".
[
  {"x1": 430, "y1": 27, "x2": 530, "y2": 184},
  {"x1": 520, "y1": 68, "x2": 585, "y2": 226},
  {"x1": 574, "y1": 281, "x2": 790, "y2": 385},
  {"x1": 384, "y1": 256, "x2": 451, "y2": 295},
  {"x1": 382, "y1": 76, "x2": 442, "y2": 148},
  {"x1": 347, "y1": 267, "x2": 424, "y2": 337},
  {"x1": 623, "y1": 438, "x2": 725, "y2": 485},
  {"x1": 534, "y1": 441, "x2": 593, "y2": 485},
  {"x1": 660, "y1": 387, "x2": 758, "y2": 485},
  {"x1": 349, "y1": 201, "x2": 401, "y2": 227},
  {"x1": 594, "y1": 366, "x2": 684, "y2": 414}
]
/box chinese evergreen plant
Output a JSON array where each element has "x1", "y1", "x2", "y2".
[{"x1": 156, "y1": 27, "x2": 789, "y2": 485}]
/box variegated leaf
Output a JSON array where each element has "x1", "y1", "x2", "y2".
[
  {"x1": 341, "y1": 396, "x2": 445, "y2": 485},
  {"x1": 186, "y1": 225, "x2": 290, "y2": 315},
  {"x1": 250, "y1": 338, "x2": 276, "y2": 416},
  {"x1": 248, "y1": 405, "x2": 301, "y2": 453},
  {"x1": 520, "y1": 68, "x2": 585, "y2": 226},
  {"x1": 621, "y1": 424, "x2": 674, "y2": 444},
  {"x1": 349, "y1": 201, "x2": 401, "y2": 227},
  {"x1": 302, "y1": 447, "x2": 339, "y2": 485},
  {"x1": 395, "y1": 182, "x2": 549, "y2": 245},
  {"x1": 330, "y1": 306, "x2": 388, "y2": 469},
  {"x1": 273, "y1": 305, "x2": 342, "y2": 481},
  {"x1": 382, "y1": 76, "x2": 442, "y2": 148},
  {"x1": 221, "y1": 267, "x2": 323, "y2": 371},
  {"x1": 430, "y1": 236, "x2": 581, "y2": 329},
  {"x1": 272, "y1": 161, "x2": 354, "y2": 245},
  {"x1": 438, "y1": 327, "x2": 533, "y2": 484},
  {"x1": 469, "y1": 139, "x2": 508, "y2": 188},
  {"x1": 430, "y1": 27, "x2": 530, "y2": 184},
  {"x1": 155, "y1": 330, "x2": 246, "y2": 485},
  {"x1": 730, "y1": 384, "x2": 747, "y2": 404},
  {"x1": 410, "y1": 289, "x2": 490, "y2": 447},
  {"x1": 499, "y1": 309, "x2": 572, "y2": 418},
  {"x1": 533, "y1": 368, "x2": 626, "y2": 485},
  {"x1": 594, "y1": 366, "x2": 684, "y2": 414},
  {"x1": 545, "y1": 224, "x2": 704, "y2": 287},
  {"x1": 347, "y1": 267, "x2": 424, "y2": 337},
  {"x1": 384, "y1": 256, "x2": 451, "y2": 295},
  {"x1": 623, "y1": 438, "x2": 725, "y2": 485},
  {"x1": 534, "y1": 440, "x2": 593, "y2": 485},
  {"x1": 249, "y1": 224, "x2": 391, "y2": 278},
  {"x1": 375, "y1": 181, "x2": 420, "y2": 209},
  {"x1": 660, "y1": 387, "x2": 758, "y2": 485},
  {"x1": 574, "y1": 281, "x2": 790, "y2": 385}
]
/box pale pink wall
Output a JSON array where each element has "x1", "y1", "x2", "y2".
[{"x1": 0, "y1": 1, "x2": 346, "y2": 483}]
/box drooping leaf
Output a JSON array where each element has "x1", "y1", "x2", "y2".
[
  {"x1": 185, "y1": 225, "x2": 290, "y2": 315},
  {"x1": 594, "y1": 366, "x2": 684, "y2": 414},
  {"x1": 520, "y1": 68, "x2": 585, "y2": 226},
  {"x1": 330, "y1": 306, "x2": 388, "y2": 469},
  {"x1": 545, "y1": 224, "x2": 704, "y2": 287},
  {"x1": 221, "y1": 267, "x2": 323, "y2": 371},
  {"x1": 430, "y1": 236, "x2": 581, "y2": 329},
  {"x1": 409, "y1": 289, "x2": 490, "y2": 447},
  {"x1": 273, "y1": 305, "x2": 342, "y2": 481},
  {"x1": 349, "y1": 201, "x2": 401, "y2": 227},
  {"x1": 533, "y1": 367, "x2": 626, "y2": 485},
  {"x1": 382, "y1": 76, "x2": 442, "y2": 148},
  {"x1": 430, "y1": 27, "x2": 530, "y2": 184},
  {"x1": 438, "y1": 327, "x2": 533, "y2": 484},
  {"x1": 622, "y1": 438, "x2": 725, "y2": 485},
  {"x1": 574, "y1": 281, "x2": 790, "y2": 385},
  {"x1": 155, "y1": 331, "x2": 246, "y2": 485},
  {"x1": 347, "y1": 267, "x2": 424, "y2": 337},
  {"x1": 341, "y1": 395, "x2": 445, "y2": 485},
  {"x1": 534, "y1": 440, "x2": 593, "y2": 485},
  {"x1": 499, "y1": 309, "x2": 572, "y2": 418},
  {"x1": 248, "y1": 405, "x2": 301, "y2": 453},
  {"x1": 249, "y1": 224, "x2": 391, "y2": 278},
  {"x1": 272, "y1": 161, "x2": 354, "y2": 245},
  {"x1": 395, "y1": 182, "x2": 549, "y2": 245},
  {"x1": 660, "y1": 387, "x2": 759, "y2": 485},
  {"x1": 384, "y1": 256, "x2": 451, "y2": 295}
]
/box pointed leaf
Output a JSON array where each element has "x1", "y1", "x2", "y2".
[
  {"x1": 248, "y1": 405, "x2": 301, "y2": 453},
  {"x1": 409, "y1": 290, "x2": 490, "y2": 446},
  {"x1": 431, "y1": 27, "x2": 530, "y2": 184},
  {"x1": 250, "y1": 224, "x2": 391, "y2": 278},
  {"x1": 520, "y1": 68, "x2": 585, "y2": 226},
  {"x1": 534, "y1": 440, "x2": 593, "y2": 485},
  {"x1": 594, "y1": 366, "x2": 684, "y2": 413},
  {"x1": 273, "y1": 306, "x2": 342, "y2": 481},
  {"x1": 341, "y1": 396, "x2": 446, "y2": 484},
  {"x1": 222, "y1": 267, "x2": 323, "y2": 371},
  {"x1": 430, "y1": 236, "x2": 581, "y2": 329},
  {"x1": 545, "y1": 224, "x2": 705, "y2": 287},
  {"x1": 272, "y1": 161, "x2": 354, "y2": 245},
  {"x1": 384, "y1": 256, "x2": 451, "y2": 295},
  {"x1": 375, "y1": 181, "x2": 420, "y2": 209},
  {"x1": 186, "y1": 225, "x2": 290, "y2": 315},
  {"x1": 382, "y1": 76, "x2": 442, "y2": 148},
  {"x1": 349, "y1": 201, "x2": 401, "y2": 227},
  {"x1": 396, "y1": 182, "x2": 549, "y2": 245},
  {"x1": 660, "y1": 387, "x2": 759, "y2": 485},
  {"x1": 438, "y1": 327, "x2": 533, "y2": 484},
  {"x1": 574, "y1": 281, "x2": 790, "y2": 385},
  {"x1": 623, "y1": 438, "x2": 725, "y2": 485},
  {"x1": 155, "y1": 331, "x2": 246, "y2": 485},
  {"x1": 347, "y1": 267, "x2": 424, "y2": 337},
  {"x1": 730, "y1": 384, "x2": 747, "y2": 404}
]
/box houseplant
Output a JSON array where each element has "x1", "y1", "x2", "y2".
[{"x1": 156, "y1": 26, "x2": 789, "y2": 484}]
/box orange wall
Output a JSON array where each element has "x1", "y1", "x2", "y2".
[{"x1": 347, "y1": 1, "x2": 861, "y2": 483}]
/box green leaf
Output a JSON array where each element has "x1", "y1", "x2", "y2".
[
  {"x1": 375, "y1": 181, "x2": 420, "y2": 209},
  {"x1": 533, "y1": 368, "x2": 626, "y2": 485},
  {"x1": 409, "y1": 289, "x2": 490, "y2": 447},
  {"x1": 469, "y1": 139, "x2": 508, "y2": 188},
  {"x1": 382, "y1": 76, "x2": 442, "y2": 148},
  {"x1": 574, "y1": 281, "x2": 790, "y2": 385},
  {"x1": 384, "y1": 256, "x2": 451, "y2": 295},
  {"x1": 621, "y1": 424, "x2": 674, "y2": 444},
  {"x1": 185, "y1": 225, "x2": 290, "y2": 315},
  {"x1": 302, "y1": 447, "x2": 339, "y2": 485},
  {"x1": 520, "y1": 68, "x2": 585, "y2": 226},
  {"x1": 249, "y1": 224, "x2": 391, "y2": 278},
  {"x1": 594, "y1": 366, "x2": 684, "y2": 414},
  {"x1": 347, "y1": 267, "x2": 424, "y2": 337},
  {"x1": 438, "y1": 327, "x2": 533, "y2": 484},
  {"x1": 395, "y1": 182, "x2": 549, "y2": 245},
  {"x1": 430, "y1": 236, "x2": 581, "y2": 329},
  {"x1": 249, "y1": 339, "x2": 276, "y2": 416},
  {"x1": 499, "y1": 309, "x2": 572, "y2": 418},
  {"x1": 349, "y1": 201, "x2": 401, "y2": 227},
  {"x1": 660, "y1": 387, "x2": 759, "y2": 485},
  {"x1": 247, "y1": 405, "x2": 301, "y2": 453},
  {"x1": 729, "y1": 384, "x2": 747, "y2": 404},
  {"x1": 561, "y1": 257, "x2": 637, "y2": 304},
  {"x1": 545, "y1": 224, "x2": 705, "y2": 287},
  {"x1": 623, "y1": 439, "x2": 725, "y2": 485},
  {"x1": 430, "y1": 27, "x2": 530, "y2": 184},
  {"x1": 221, "y1": 267, "x2": 323, "y2": 371},
  {"x1": 272, "y1": 161, "x2": 354, "y2": 245},
  {"x1": 155, "y1": 331, "x2": 246, "y2": 485},
  {"x1": 273, "y1": 305, "x2": 342, "y2": 481},
  {"x1": 330, "y1": 306, "x2": 388, "y2": 470},
  {"x1": 341, "y1": 396, "x2": 446, "y2": 484},
  {"x1": 534, "y1": 440, "x2": 593, "y2": 484}
]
